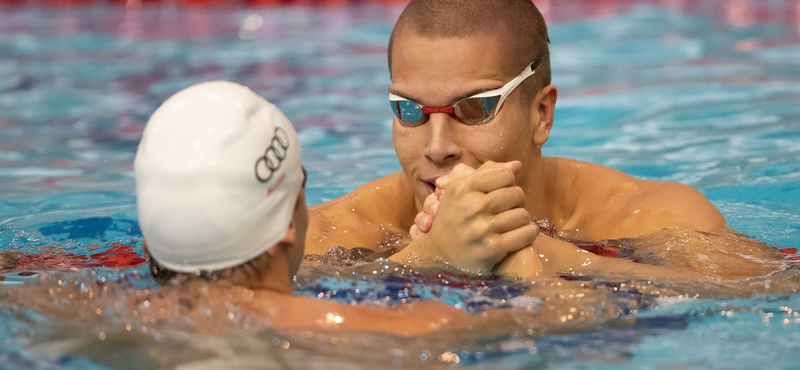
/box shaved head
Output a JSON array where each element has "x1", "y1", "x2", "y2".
[{"x1": 388, "y1": 0, "x2": 551, "y2": 96}]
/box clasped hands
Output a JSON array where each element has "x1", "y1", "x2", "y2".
[{"x1": 400, "y1": 161, "x2": 545, "y2": 276}]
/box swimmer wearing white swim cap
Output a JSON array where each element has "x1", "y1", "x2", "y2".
[
  {"x1": 136, "y1": 81, "x2": 306, "y2": 287},
  {"x1": 135, "y1": 81, "x2": 519, "y2": 334}
]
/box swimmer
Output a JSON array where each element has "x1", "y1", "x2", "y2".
[
  {"x1": 306, "y1": 0, "x2": 784, "y2": 279},
  {"x1": 134, "y1": 81, "x2": 542, "y2": 335}
]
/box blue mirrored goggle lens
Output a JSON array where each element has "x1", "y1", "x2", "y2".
[
  {"x1": 391, "y1": 95, "x2": 502, "y2": 125},
  {"x1": 480, "y1": 96, "x2": 501, "y2": 114},
  {"x1": 391, "y1": 100, "x2": 424, "y2": 122}
]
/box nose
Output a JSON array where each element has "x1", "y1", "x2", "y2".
[{"x1": 424, "y1": 113, "x2": 463, "y2": 166}]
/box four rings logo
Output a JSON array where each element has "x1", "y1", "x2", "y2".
[{"x1": 255, "y1": 127, "x2": 291, "y2": 183}]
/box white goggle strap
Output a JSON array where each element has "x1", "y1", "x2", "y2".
[
  {"x1": 389, "y1": 59, "x2": 537, "y2": 112},
  {"x1": 472, "y1": 62, "x2": 537, "y2": 110},
  {"x1": 389, "y1": 93, "x2": 409, "y2": 102}
]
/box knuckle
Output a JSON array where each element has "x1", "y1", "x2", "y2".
[
  {"x1": 466, "y1": 198, "x2": 486, "y2": 215},
  {"x1": 513, "y1": 208, "x2": 531, "y2": 223},
  {"x1": 452, "y1": 163, "x2": 470, "y2": 175},
  {"x1": 475, "y1": 219, "x2": 492, "y2": 235},
  {"x1": 513, "y1": 186, "x2": 525, "y2": 201},
  {"x1": 484, "y1": 235, "x2": 500, "y2": 251},
  {"x1": 452, "y1": 179, "x2": 470, "y2": 196},
  {"x1": 527, "y1": 224, "x2": 540, "y2": 241},
  {"x1": 502, "y1": 167, "x2": 515, "y2": 183}
]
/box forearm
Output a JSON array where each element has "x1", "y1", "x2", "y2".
[
  {"x1": 543, "y1": 237, "x2": 710, "y2": 284},
  {"x1": 495, "y1": 235, "x2": 708, "y2": 284},
  {"x1": 386, "y1": 302, "x2": 536, "y2": 336},
  {"x1": 387, "y1": 236, "x2": 438, "y2": 267},
  {"x1": 495, "y1": 235, "x2": 596, "y2": 278},
  {"x1": 344, "y1": 300, "x2": 471, "y2": 336}
]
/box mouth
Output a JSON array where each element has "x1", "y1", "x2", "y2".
[{"x1": 422, "y1": 177, "x2": 439, "y2": 195}]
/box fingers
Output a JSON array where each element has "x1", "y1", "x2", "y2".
[
  {"x1": 489, "y1": 208, "x2": 533, "y2": 234},
  {"x1": 410, "y1": 224, "x2": 421, "y2": 240},
  {"x1": 416, "y1": 192, "x2": 440, "y2": 234},
  {"x1": 415, "y1": 211, "x2": 434, "y2": 234},
  {"x1": 484, "y1": 186, "x2": 526, "y2": 214},
  {"x1": 422, "y1": 193, "x2": 440, "y2": 217},
  {"x1": 488, "y1": 223, "x2": 539, "y2": 256},
  {"x1": 503, "y1": 160, "x2": 522, "y2": 175},
  {"x1": 436, "y1": 161, "x2": 521, "y2": 191},
  {"x1": 477, "y1": 160, "x2": 521, "y2": 175},
  {"x1": 459, "y1": 165, "x2": 517, "y2": 194},
  {"x1": 436, "y1": 163, "x2": 476, "y2": 189}
]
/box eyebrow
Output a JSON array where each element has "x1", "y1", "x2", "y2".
[{"x1": 388, "y1": 85, "x2": 503, "y2": 106}]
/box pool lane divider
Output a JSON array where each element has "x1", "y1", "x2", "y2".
[{"x1": 2, "y1": 240, "x2": 146, "y2": 274}]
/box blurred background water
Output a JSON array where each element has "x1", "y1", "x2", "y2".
[{"x1": 1, "y1": 0, "x2": 800, "y2": 369}]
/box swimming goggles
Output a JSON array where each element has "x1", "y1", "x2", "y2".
[{"x1": 389, "y1": 58, "x2": 541, "y2": 126}]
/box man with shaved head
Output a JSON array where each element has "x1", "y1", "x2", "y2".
[{"x1": 307, "y1": 0, "x2": 731, "y2": 277}]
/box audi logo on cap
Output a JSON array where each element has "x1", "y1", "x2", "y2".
[{"x1": 255, "y1": 127, "x2": 290, "y2": 183}]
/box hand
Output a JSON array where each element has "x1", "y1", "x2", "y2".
[
  {"x1": 409, "y1": 163, "x2": 476, "y2": 238},
  {"x1": 410, "y1": 191, "x2": 440, "y2": 240},
  {"x1": 403, "y1": 161, "x2": 539, "y2": 273}
]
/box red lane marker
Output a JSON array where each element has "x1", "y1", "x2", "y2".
[{"x1": 7, "y1": 242, "x2": 146, "y2": 273}]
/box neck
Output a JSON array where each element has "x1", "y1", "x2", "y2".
[
  {"x1": 521, "y1": 151, "x2": 555, "y2": 223},
  {"x1": 255, "y1": 247, "x2": 294, "y2": 294}
]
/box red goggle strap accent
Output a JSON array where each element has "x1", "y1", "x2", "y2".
[{"x1": 421, "y1": 106, "x2": 456, "y2": 115}]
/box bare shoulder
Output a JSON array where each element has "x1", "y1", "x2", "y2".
[
  {"x1": 306, "y1": 171, "x2": 418, "y2": 253},
  {"x1": 626, "y1": 179, "x2": 727, "y2": 234},
  {"x1": 547, "y1": 158, "x2": 727, "y2": 238}
]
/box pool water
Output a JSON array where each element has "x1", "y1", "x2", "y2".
[{"x1": 1, "y1": 0, "x2": 800, "y2": 369}]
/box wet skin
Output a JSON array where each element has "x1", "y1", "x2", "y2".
[
  {"x1": 131, "y1": 190, "x2": 519, "y2": 336},
  {"x1": 307, "y1": 30, "x2": 730, "y2": 276}
]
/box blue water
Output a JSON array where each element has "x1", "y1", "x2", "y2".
[{"x1": 1, "y1": 1, "x2": 800, "y2": 369}]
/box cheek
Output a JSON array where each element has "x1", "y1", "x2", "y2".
[
  {"x1": 473, "y1": 114, "x2": 532, "y2": 161},
  {"x1": 392, "y1": 123, "x2": 424, "y2": 165}
]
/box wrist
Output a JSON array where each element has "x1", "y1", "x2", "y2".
[
  {"x1": 536, "y1": 235, "x2": 600, "y2": 273},
  {"x1": 389, "y1": 234, "x2": 439, "y2": 266}
]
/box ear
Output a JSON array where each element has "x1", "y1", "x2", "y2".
[
  {"x1": 280, "y1": 220, "x2": 297, "y2": 245},
  {"x1": 532, "y1": 84, "x2": 558, "y2": 147}
]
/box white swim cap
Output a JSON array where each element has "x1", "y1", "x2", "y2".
[{"x1": 135, "y1": 81, "x2": 303, "y2": 273}]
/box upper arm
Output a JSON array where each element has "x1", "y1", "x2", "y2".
[{"x1": 306, "y1": 172, "x2": 418, "y2": 254}]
